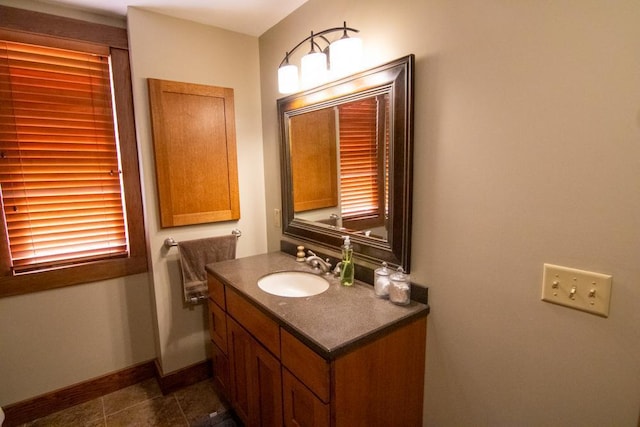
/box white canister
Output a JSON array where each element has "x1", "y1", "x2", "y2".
[
  {"x1": 374, "y1": 262, "x2": 391, "y2": 298},
  {"x1": 389, "y1": 267, "x2": 411, "y2": 305}
]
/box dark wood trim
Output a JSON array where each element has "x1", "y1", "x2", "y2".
[
  {"x1": 0, "y1": 5, "x2": 128, "y2": 49},
  {"x1": 155, "y1": 359, "x2": 213, "y2": 395},
  {"x1": 2, "y1": 360, "x2": 156, "y2": 427}
]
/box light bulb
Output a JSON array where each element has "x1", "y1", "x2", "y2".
[
  {"x1": 278, "y1": 63, "x2": 299, "y2": 94},
  {"x1": 300, "y1": 51, "x2": 327, "y2": 89},
  {"x1": 329, "y1": 36, "x2": 362, "y2": 79}
]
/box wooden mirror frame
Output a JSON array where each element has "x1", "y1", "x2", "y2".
[{"x1": 278, "y1": 54, "x2": 414, "y2": 271}]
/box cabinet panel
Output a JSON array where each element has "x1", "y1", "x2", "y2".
[
  {"x1": 211, "y1": 342, "x2": 230, "y2": 397},
  {"x1": 207, "y1": 275, "x2": 226, "y2": 309},
  {"x1": 253, "y1": 338, "x2": 284, "y2": 427},
  {"x1": 227, "y1": 316, "x2": 283, "y2": 427},
  {"x1": 227, "y1": 287, "x2": 280, "y2": 357},
  {"x1": 281, "y1": 329, "x2": 330, "y2": 403},
  {"x1": 227, "y1": 318, "x2": 252, "y2": 426},
  {"x1": 333, "y1": 317, "x2": 427, "y2": 427},
  {"x1": 208, "y1": 301, "x2": 227, "y2": 354},
  {"x1": 148, "y1": 78, "x2": 240, "y2": 227},
  {"x1": 283, "y1": 368, "x2": 330, "y2": 427}
]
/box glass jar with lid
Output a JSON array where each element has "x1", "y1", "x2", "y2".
[
  {"x1": 389, "y1": 267, "x2": 411, "y2": 305},
  {"x1": 374, "y1": 262, "x2": 391, "y2": 298}
]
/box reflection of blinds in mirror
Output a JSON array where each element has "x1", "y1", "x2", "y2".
[
  {"x1": 338, "y1": 97, "x2": 386, "y2": 224},
  {"x1": 290, "y1": 108, "x2": 338, "y2": 212}
]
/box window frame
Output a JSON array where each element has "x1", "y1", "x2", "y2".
[{"x1": 0, "y1": 6, "x2": 148, "y2": 298}]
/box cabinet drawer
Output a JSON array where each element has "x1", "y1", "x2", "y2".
[
  {"x1": 207, "y1": 274, "x2": 226, "y2": 309},
  {"x1": 226, "y1": 287, "x2": 280, "y2": 358},
  {"x1": 283, "y1": 368, "x2": 329, "y2": 427},
  {"x1": 281, "y1": 329, "x2": 330, "y2": 403},
  {"x1": 208, "y1": 301, "x2": 228, "y2": 353}
]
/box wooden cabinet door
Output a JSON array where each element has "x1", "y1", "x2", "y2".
[
  {"x1": 227, "y1": 317, "x2": 252, "y2": 425},
  {"x1": 147, "y1": 78, "x2": 240, "y2": 227},
  {"x1": 333, "y1": 317, "x2": 427, "y2": 427},
  {"x1": 211, "y1": 342, "x2": 229, "y2": 398},
  {"x1": 208, "y1": 300, "x2": 227, "y2": 354},
  {"x1": 283, "y1": 369, "x2": 329, "y2": 427},
  {"x1": 252, "y1": 335, "x2": 283, "y2": 427},
  {"x1": 227, "y1": 317, "x2": 283, "y2": 427}
]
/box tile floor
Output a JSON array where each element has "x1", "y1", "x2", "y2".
[{"x1": 21, "y1": 377, "x2": 234, "y2": 426}]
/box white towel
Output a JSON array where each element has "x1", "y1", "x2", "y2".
[{"x1": 177, "y1": 235, "x2": 237, "y2": 303}]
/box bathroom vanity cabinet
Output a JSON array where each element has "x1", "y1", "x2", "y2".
[{"x1": 206, "y1": 252, "x2": 428, "y2": 426}]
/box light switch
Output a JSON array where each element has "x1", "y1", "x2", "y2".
[{"x1": 541, "y1": 264, "x2": 612, "y2": 317}]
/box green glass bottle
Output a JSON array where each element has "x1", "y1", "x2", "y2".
[{"x1": 340, "y1": 236, "x2": 354, "y2": 286}]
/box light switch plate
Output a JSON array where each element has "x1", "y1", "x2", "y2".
[{"x1": 541, "y1": 263, "x2": 612, "y2": 317}]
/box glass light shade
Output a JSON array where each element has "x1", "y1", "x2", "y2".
[
  {"x1": 300, "y1": 51, "x2": 328, "y2": 89},
  {"x1": 278, "y1": 63, "x2": 299, "y2": 94},
  {"x1": 329, "y1": 36, "x2": 362, "y2": 79}
]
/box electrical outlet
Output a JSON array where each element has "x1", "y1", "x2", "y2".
[{"x1": 541, "y1": 264, "x2": 612, "y2": 317}]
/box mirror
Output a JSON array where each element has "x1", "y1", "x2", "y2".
[{"x1": 278, "y1": 54, "x2": 414, "y2": 271}]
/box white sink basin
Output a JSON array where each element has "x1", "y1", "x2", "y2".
[{"x1": 258, "y1": 271, "x2": 329, "y2": 297}]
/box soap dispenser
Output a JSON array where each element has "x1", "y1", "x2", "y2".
[{"x1": 340, "y1": 236, "x2": 354, "y2": 286}]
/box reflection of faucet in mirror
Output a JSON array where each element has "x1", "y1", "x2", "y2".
[
  {"x1": 304, "y1": 250, "x2": 332, "y2": 273},
  {"x1": 329, "y1": 213, "x2": 342, "y2": 228}
]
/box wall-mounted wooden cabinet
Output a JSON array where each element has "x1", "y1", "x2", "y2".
[{"x1": 148, "y1": 79, "x2": 240, "y2": 227}]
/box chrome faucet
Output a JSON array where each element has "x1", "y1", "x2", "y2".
[{"x1": 305, "y1": 250, "x2": 332, "y2": 273}]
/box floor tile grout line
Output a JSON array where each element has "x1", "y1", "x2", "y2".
[
  {"x1": 102, "y1": 379, "x2": 163, "y2": 418},
  {"x1": 101, "y1": 396, "x2": 107, "y2": 426},
  {"x1": 174, "y1": 394, "x2": 190, "y2": 426},
  {"x1": 104, "y1": 395, "x2": 162, "y2": 418}
]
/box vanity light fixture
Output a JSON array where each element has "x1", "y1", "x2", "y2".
[{"x1": 277, "y1": 22, "x2": 362, "y2": 94}]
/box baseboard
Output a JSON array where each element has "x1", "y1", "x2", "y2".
[
  {"x1": 2, "y1": 359, "x2": 156, "y2": 427},
  {"x1": 2, "y1": 358, "x2": 213, "y2": 426},
  {"x1": 155, "y1": 359, "x2": 212, "y2": 395}
]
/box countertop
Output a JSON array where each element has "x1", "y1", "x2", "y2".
[{"x1": 205, "y1": 251, "x2": 429, "y2": 360}]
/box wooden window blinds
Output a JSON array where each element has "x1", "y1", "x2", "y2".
[
  {"x1": 0, "y1": 40, "x2": 127, "y2": 273},
  {"x1": 338, "y1": 96, "x2": 386, "y2": 220}
]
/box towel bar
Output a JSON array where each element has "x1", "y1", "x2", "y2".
[{"x1": 164, "y1": 229, "x2": 241, "y2": 249}]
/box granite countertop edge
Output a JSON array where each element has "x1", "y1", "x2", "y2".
[{"x1": 205, "y1": 251, "x2": 429, "y2": 360}]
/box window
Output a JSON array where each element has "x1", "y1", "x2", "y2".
[{"x1": 0, "y1": 6, "x2": 147, "y2": 297}]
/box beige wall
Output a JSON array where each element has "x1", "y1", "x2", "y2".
[
  {"x1": 126, "y1": 8, "x2": 267, "y2": 374},
  {"x1": 0, "y1": 274, "x2": 155, "y2": 405},
  {"x1": 260, "y1": 0, "x2": 640, "y2": 425}
]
